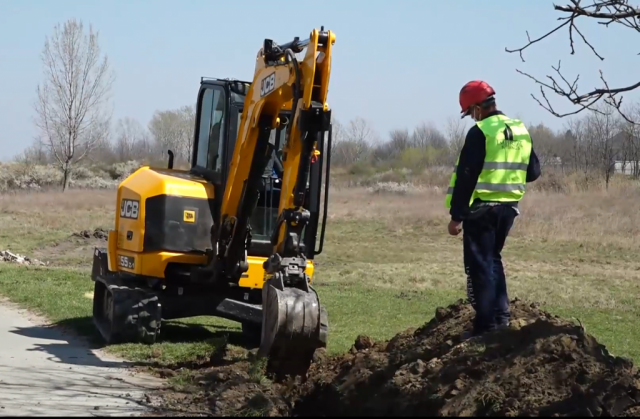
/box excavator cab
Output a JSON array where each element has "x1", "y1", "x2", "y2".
[{"x1": 189, "y1": 78, "x2": 325, "y2": 261}]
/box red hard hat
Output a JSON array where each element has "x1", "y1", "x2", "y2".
[{"x1": 459, "y1": 80, "x2": 496, "y2": 118}]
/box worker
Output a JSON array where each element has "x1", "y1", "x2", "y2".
[{"x1": 445, "y1": 80, "x2": 541, "y2": 340}]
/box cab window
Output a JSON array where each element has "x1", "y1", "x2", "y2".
[{"x1": 195, "y1": 86, "x2": 226, "y2": 174}]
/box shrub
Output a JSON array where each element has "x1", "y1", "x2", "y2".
[
  {"x1": 107, "y1": 160, "x2": 143, "y2": 180},
  {"x1": 348, "y1": 162, "x2": 375, "y2": 176},
  {"x1": 0, "y1": 161, "x2": 145, "y2": 192},
  {"x1": 366, "y1": 181, "x2": 424, "y2": 195},
  {"x1": 69, "y1": 177, "x2": 119, "y2": 189},
  {"x1": 0, "y1": 163, "x2": 62, "y2": 191},
  {"x1": 71, "y1": 165, "x2": 95, "y2": 180}
]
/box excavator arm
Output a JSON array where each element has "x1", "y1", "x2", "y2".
[{"x1": 215, "y1": 27, "x2": 334, "y2": 378}]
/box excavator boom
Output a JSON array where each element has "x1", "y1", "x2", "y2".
[{"x1": 214, "y1": 27, "x2": 335, "y2": 378}]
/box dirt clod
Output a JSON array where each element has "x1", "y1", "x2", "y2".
[
  {"x1": 353, "y1": 335, "x2": 374, "y2": 351},
  {"x1": 150, "y1": 299, "x2": 640, "y2": 416},
  {"x1": 73, "y1": 228, "x2": 108, "y2": 240}
]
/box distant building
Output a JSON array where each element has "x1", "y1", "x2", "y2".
[
  {"x1": 545, "y1": 156, "x2": 562, "y2": 166},
  {"x1": 614, "y1": 161, "x2": 640, "y2": 176}
]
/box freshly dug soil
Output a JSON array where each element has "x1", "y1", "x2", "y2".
[
  {"x1": 149, "y1": 299, "x2": 640, "y2": 417},
  {"x1": 73, "y1": 228, "x2": 109, "y2": 240}
]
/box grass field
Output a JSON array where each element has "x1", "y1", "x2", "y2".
[{"x1": 0, "y1": 175, "x2": 638, "y2": 367}]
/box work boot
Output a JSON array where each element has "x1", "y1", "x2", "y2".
[
  {"x1": 461, "y1": 322, "x2": 509, "y2": 342},
  {"x1": 460, "y1": 330, "x2": 483, "y2": 342},
  {"x1": 496, "y1": 321, "x2": 511, "y2": 331},
  {"x1": 496, "y1": 320, "x2": 510, "y2": 329}
]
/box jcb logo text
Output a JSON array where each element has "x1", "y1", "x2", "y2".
[
  {"x1": 120, "y1": 199, "x2": 139, "y2": 219},
  {"x1": 260, "y1": 72, "x2": 276, "y2": 97}
]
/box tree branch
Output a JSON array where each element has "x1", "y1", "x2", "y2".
[{"x1": 505, "y1": 0, "x2": 640, "y2": 123}]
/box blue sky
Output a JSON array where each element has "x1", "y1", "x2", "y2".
[{"x1": 0, "y1": 0, "x2": 637, "y2": 160}]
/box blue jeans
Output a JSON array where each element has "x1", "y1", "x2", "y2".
[{"x1": 462, "y1": 205, "x2": 517, "y2": 335}]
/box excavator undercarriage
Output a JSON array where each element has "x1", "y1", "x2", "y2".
[{"x1": 90, "y1": 27, "x2": 335, "y2": 378}]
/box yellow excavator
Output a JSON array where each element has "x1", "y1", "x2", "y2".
[{"x1": 90, "y1": 27, "x2": 334, "y2": 377}]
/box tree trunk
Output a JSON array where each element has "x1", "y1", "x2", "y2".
[{"x1": 61, "y1": 163, "x2": 71, "y2": 192}]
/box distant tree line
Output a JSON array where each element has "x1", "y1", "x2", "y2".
[
  {"x1": 329, "y1": 102, "x2": 640, "y2": 187},
  {"x1": 18, "y1": 17, "x2": 640, "y2": 192}
]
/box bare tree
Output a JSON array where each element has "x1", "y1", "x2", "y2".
[
  {"x1": 148, "y1": 110, "x2": 178, "y2": 157},
  {"x1": 388, "y1": 128, "x2": 412, "y2": 152},
  {"x1": 148, "y1": 105, "x2": 195, "y2": 163},
  {"x1": 330, "y1": 117, "x2": 373, "y2": 166},
  {"x1": 33, "y1": 18, "x2": 115, "y2": 191},
  {"x1": 331, "y1": 119, "x2": 345, "y2": 141},
  {"x1": 115, "y1": 117, "x2": 152, "y2": 161},
  {"x1": 555, "y1": 128, "x2": 577, "y2": 172},
  {"x1": 87, "y1": 133, "x2": 118, "y2": 165},
  {"x1": 618, "y1": 103, "x2": 640, "y2": 177},
  {"x1": 369, "y1": 128, "x2": 410, "y2": 163},
  {"x1": 16, "y1": 142, "x2": 50, "y2": 166},
  {"x1": 585, "y1": 103, "x2": 621, "y2": 187},
  {"x1": 505, "y1": 1, "x2": 640, "y2": 123},
  {"x1": 178, "y1": 105, "x2": 196, "y2": 162},
  {"x1": 562, "y1": 119, "x2": 587, "y2": 174},
  {"x1": 346, "y1": 117, "x2": 374, "y2": 144},
  {"x1": 527, "y1": 122, "x2": 561, "y2": 166},
  {"x1": 444, "y1": 116, "x2": 468, "y2": 160},
  {"x1": 411, "y1": 121, "x2": 447, "y2": 150}
]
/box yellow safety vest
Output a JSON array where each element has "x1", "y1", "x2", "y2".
[{"x1": 445, "y1": 114, "x2": 532, "y2": 209}]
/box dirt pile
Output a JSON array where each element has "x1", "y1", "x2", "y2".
[
  {"x1": 73, "y1": 228, "x2": 108, "y2": 240},
  {"x1": 293, "y1": 299, "x2": 640, "y2": 416},
  {"x1": 151, "y1": 299, "x2": 640, "y2": 417}
]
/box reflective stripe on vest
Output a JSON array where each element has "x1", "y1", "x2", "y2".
[{"x1": 445, "y1": 114, "x2": 532, "y2": 209}]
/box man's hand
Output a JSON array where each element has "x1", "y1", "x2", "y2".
[{"x1": 448, "y1": 220, "x2": 462, "y2": 236}]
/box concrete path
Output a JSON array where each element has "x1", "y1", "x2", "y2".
[{"x1": 0, "y1": 301, "x2": 165, "y2": 416}]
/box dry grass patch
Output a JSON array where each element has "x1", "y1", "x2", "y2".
[
  {"x1": 321, "y1": 185, "x2": 640, "y2": 310},
  {"x1": 1, "y1": 178, "x2": 640, "y2": 362},
  {"x1": 0, "y1": 189, "x2": 115, "y2": 263}
]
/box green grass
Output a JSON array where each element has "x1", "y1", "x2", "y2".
[
  {"x1": 1, "y1": 215, "x2": 640, "y2": 367},
  {"x1": 547, "y1": 306, "x2": 640, "y2": 361},
  {"x1": 0, "y1": 263, "x2": 459, "y2": 366},
  {"x1": 1, "y1": 192, "x2": 640, "y2": 368}
]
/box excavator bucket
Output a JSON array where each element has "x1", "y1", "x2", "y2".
[{"x1": 259, "y1": 276, "x2": 328, "y2": 379}]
